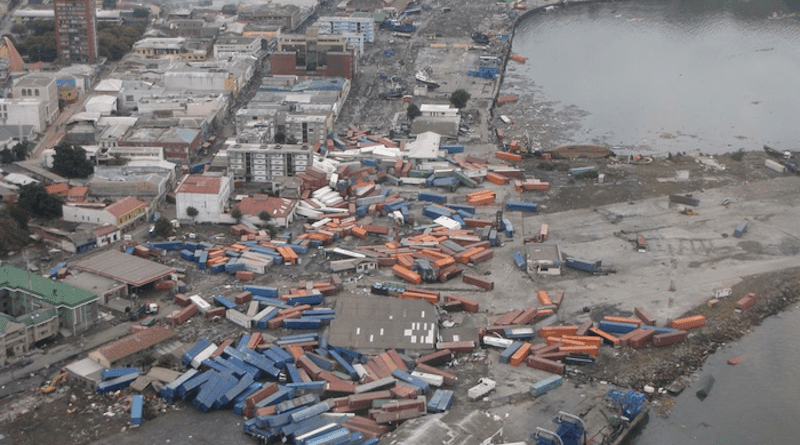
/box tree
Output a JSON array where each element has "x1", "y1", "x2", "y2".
[
  {"x1": 186, "y1": 206, "x2": 199, "y2": 223},
  {"x1": 11, "y1": 141, "x2": 31, "y2": 161},
  {"x1": 406, "y1": 103, "x2": 421, "y2": 121},
  {"x1": 0, "y1": 148, "x2": 13, "y2": 164},
  {"x1": 231, "y1": 207, "x2": 242, "y2": 222},
  {"x1": 16, "y1": 183, "x2": 62, "y2": 220},
  {"x1": 258, "y1": 210, "x2": 272, "y2": 224},
  {"x1": 51, "y1": 142, "x2": 94, "y2": 178},
  {"x1": 152, "y1": 217, "x2": 172, "y2": 238},
  {"x1": 132, "y1": 7, "x2": 150, "y2": 18},
  {"x1": 450, "y1": 89, "x2": 471, "y2": 109}
]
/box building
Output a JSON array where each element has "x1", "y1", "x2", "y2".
[
  {"x1": 214, "y1": 36, "x2": 264, "y2": 60},
  {"x1": 119, "y1": 126, "x2": 202, "y2": 163},
  {"x1": 271, "y1": 28, "x2": 357, "y2": 79},
  {"x1": 404, "y1": 131, "x2": 441, "y2": 160},
  {"x1": 88, "y1": 326, "x2": 177, "y2": 368},
  {"x1": 0, "y1": 265, "x2": 100, "y2": 363},
  {"x1": 54, "y1": 0, "x2": 98, "y2": 64},
  {"x1": 62, "y1": 196, "x2": 147, "y2": 230},
  {"x1": 73, "y1": 250, "x2": 176, "y2": 290},
  {"x1": 237, "y1": 195, "x2": 297, "y2": 227},
  {"x1": 411, "y1": 104, "x2": 461, "y2": 138},
  {"x1": 526, "y1": 242, "x2": 563, "y2": 275},
  {"x1": 131, "y1": 37, "x2": 210, "y2": 61},
  {"x1": 227, "y1": 143, "x2": 311, "y2": 183},
  {"x1": 0, "y1": 98, "x2": 48, "y2": 133},
  {"x1": 238, "y1": 3, "x2": 310, "y2": 31},
  {"x1": 12, "y1": 74, "x2": 59, "y2": 126},
  {"x1": 316, "y1": 14, "x2": 374, "y2": 54},
  {"x1": 175, "y1": 174, "x2": 232, "y2": 223}
]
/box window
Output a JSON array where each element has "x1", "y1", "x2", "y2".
[
  {"x1": 21, "y1": 90, "x2": 26, "y2": 96},
  {"x1": 35, "y1": 90, "x2": 40, "y2": 96}
]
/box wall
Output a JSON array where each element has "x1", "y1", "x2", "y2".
[{"x1": 62, "y1": 205, "x2": 115, "y2": 226}]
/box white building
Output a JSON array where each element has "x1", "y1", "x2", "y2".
[
  {"x1": 85, "y1": 95, "x2": 118, "y2": 115},
  {"x1": 0, "y1": 99, "x2": 48, "y2": 133},
  {"x1": 316, "y1": 14, "x2": 374, "y2": 55},
  {"x1": 12, "y1": 73, "x2": 59, "y2": 126},
  {"x1": 175, "y1": 174, "x2": 232, "y2": 223},
  {"x1": 213, "y1": 36, "x2": 263, "y2": 60},
  {"x1": 62, "y1": 196, "x2": 148, "y2": 229}
]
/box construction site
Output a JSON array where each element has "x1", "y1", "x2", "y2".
[{"x1": 3, "y1": 1, "x2": 800, "y2": 445}]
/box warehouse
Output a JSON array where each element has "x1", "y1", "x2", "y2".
[
  {"x1": 88, "y1": 326, "x2": 177, "y2": 368},
  {"x1": 72, "y1": 250, "x2": 176, "y2": 290},
  {"x1": 329, "y1": 295, "x2": 438, "y2": 352}
]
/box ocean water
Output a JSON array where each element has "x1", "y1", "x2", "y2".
[{"x1": 510, "y1": 0, "x2": 800, "y2": 155}]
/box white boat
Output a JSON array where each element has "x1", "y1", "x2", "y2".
[{"x1": 415, "y1": 70, "x2": 440, "y2": 88}]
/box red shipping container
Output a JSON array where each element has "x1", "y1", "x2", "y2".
[
  {"x1": 235, "y1": 270, "x2": 256, "y2": 281},
  {"x1": 415, "y1": 349, "x2": 452, "y2": 366},
  {"x1": 462, "y1": 274, "x2": 493, "y2": 290},
  {"x1": 494, "y1": 309, "x2": 525, "y2": 326},
  {"x1": 445, "y1": 295, "x2": 479, "y2": 313},
  {"x1": 414, "y1": 363, "x2": 458, "y2": 386},
  {"x1": 628, "y1": 329, "x2": 655, "y2": 349},
  {"x1": 603, "y1": 316, "x2": 642, "y2": 327},
  {"x1": 205, "y1": 307, "x2": 226, "y2": 319},
  {"x1": 652, "y1": 330, "x2": 688, "y2": 347},
  {"x1": 575, "y1": 320, "x2": 593, "y2": 337},
  {"x1": 436, "y1": 341, "x2": 475, "y2": 353},
  {"x1": 174, "y1": 293, "x2": 191, "y2": 307},
  {"x1": 735, "y1": 293, "x2": 757, "y2": 310},
  {"x1": 634, "y1": 307, "x2": 656, "y2": 326},
  {"x1": 234, "y1": 291, "x2": 253, "y2": 305},
  {"x1": 527, "y1": 356, "x2": 565, "y2": 375}
]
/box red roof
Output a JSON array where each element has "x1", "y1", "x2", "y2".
[
  {"x1": 93, "y1": 224, "x2": 118, "y2": 237},
  {"x1": 66, "y1": 186, "x2": 89, "y2": 202},
  {"x1": 45, "y1": 183, "x2": 69, "y2": 195},
  {"x1": 94, "y1": 326, "x2": 177, "y2": 365},
  {"x1": 177, "y1": 175, "x2": 222, "y2": 194},
  {"x1": 105, "y1": 196, "x2": 146, "y2": 219},
  {"x1": 238, "y1": 195, "x2": 297, "y2": 218}
]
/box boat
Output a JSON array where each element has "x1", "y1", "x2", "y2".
[
  {"x1": 471, "y1": 32, "x2": 490, "y2": 45},
  {"x1": 763, "y1": 144, "x2": 786, "y2": 159},
  {"x1": 415, "y1": 70, "x2": 440, "y2": 88},
  {"x1": 545, "y1": 144, "x2": 615, "y2": 159},
  {"x1": 630, "y1": 154, "x2": 653, "y2": 165}
]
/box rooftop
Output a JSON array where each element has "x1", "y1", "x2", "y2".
[
  {"x1": 238, "y1": 195, "x2": 297, "y2": 218},
  {"x1": 91, "y1": 326, "x2": 177, "y2": 366},
  {"x1": 105, "y1": 196, "x2": 147, "y2": 219},
  {"x1": 177, "y1": 175, "x2": 222, "y2": 194},
  {"x1": 329, "y1": 295, "x2": 438, "y2": 352},
  {"x1": 0, "y1": 265, "x2": 99, "y2": 309},
  {"x1": 73, "y1": 250, "x2": 175, "y2": 287}
]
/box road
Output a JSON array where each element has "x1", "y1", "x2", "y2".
[{"x1": 31, "y1": 96, "x2": 90, "y2": 160}]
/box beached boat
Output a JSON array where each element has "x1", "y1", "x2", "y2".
[
  {"x1": 545, "y1": 144, "x2": 615, "y2": 159},
  {"x1": 415, "y1": 70, "x2": 440, "y2": 88}
]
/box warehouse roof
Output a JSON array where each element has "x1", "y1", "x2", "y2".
[
  {"x1": 89, "y1": 326, "x2": 177, "y2": 367},
  {"x1": 0, "y1": 265, "x2": 98, "y2": 309},
  {"x1": 73, "y1": 250, "x2": 175, "y2": 287},
  {"x1": 105, "y1": 196, "x2": 146, "y2": 219},
  {"x1": 329, "y1": 296, "x2": 437, "y2": 351},
  {"x1": 177, "y1": 175, "x2": 222, "y2": 195}
]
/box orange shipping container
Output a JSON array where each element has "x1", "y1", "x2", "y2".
[
  {"x1": 399, "y1": 291, "x2": 439, "y2": 304},
  {"x1": 509, "y1": 342, "x2": 532, "y2": 366},
  {"x1": 669, "y1": 315, "x2": 706, "y2": 330},
  {"x1": 561, "y1": 335, "x2": 603, "y2": 347},
  {"x1": 486, "y1": 172, "x2": 510, "y2": 185},
  {"x1": 537, "y1": 290, "x2": 552, "y2": 306},
  {"x1": 392, "y1": 265, "x2": 422, "y2": 285},
  {"x1": 539, "y1": 325, "x2": 579, "y2": 338},
  {"x1": 603, "y1": 316, "x2": 642, "y2": 327},
  {"x1": 559, "y1": 345, "x2": 599, "y2": 357},
  {"x1": 496, "y1": 151, "x2": 523, "y2": 162}
]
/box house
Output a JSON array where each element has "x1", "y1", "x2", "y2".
[
  {"x1": 411, "y1": 104, "x2": 461, "y2": 138},
  {"x1": 175, "y1": 174, "x2": 232, "y2": 223},
  {"x1": 88, "y1": 326, "x2": 177, "y2": 368},
  {"x1": 237, "y1": 195, "x2": 298, "y2": 227},
  {"x1": 45, "y1": 182, "x2": 70, "y2": 197},
  {"x1": 62, "y1": 196, "x2": 147, "y2": 230},
  {"x1": 119, "y1": 126, "x2": 202, "y2": 163}
]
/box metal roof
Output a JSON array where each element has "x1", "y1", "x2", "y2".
[
  {"x1": 0, "y1": 265, "x2": 98, "y2": 309},
  {"x1": 328, "y1": 295, "x2": 438, "y2": 352},
  {"x1": 73, "y1": 250, "x2": 175, "y2": 287}
]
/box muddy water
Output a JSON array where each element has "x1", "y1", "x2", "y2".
[
  {"x1": 629, "y1": 306, "x2": 800, "y2": 444},
  {"x1": 509, "y1": 0, "x2": 800, "y2": 155}
]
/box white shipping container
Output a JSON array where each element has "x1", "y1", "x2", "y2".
[
  {"x1": 189, "y1": 295, "x2": 212, "y2": 314},
  {"x1": 482, "y1": 336, "x2": 514, "y2": 348},
  {"x1": 190, "y1": 344, "x2": 218, "y2": 369},
  {"x1": 226, "y1": 308, "x2": 252, "y2": 328},
  {"x1": 468, "y1": 378, "x2": 497, "y2": 400},
  {"x1": 765, "y1": 159, "x2": 786, "y2": 173},
  {"x1": 411, "y1": 371, "x2": 444, "y2": 387}
]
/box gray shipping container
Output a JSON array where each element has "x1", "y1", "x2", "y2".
[{"x1": 733, "y1": 221, "x2": 748, "y2": 238}]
